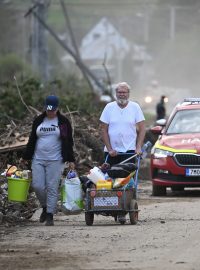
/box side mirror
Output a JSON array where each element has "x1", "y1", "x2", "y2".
[{"x1": 150, "y1": 126, "x2": 163, "y2": 135}]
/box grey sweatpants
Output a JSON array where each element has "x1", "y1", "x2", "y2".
[{"x1": 31, "y1": 159, "x2": 64, "y2": 214}]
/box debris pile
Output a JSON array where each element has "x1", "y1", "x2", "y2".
[
  {"x1": 0, "y1": 110, "x2": 104, "y2": 225},
  {"x1": 0, "y1": 111, "x2": 104, "y2": 172}
]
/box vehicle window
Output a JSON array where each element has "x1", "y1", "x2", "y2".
[{"x1": 166, "y1": 109, "x2": 200, "y2": 134}]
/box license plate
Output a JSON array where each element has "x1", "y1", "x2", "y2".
[
  {"x1": 93, "y1": 196, "x2": 118, "y2": 207},
  {"x1": 186, "y1": 168, "x2": 200, "y2": 176}
]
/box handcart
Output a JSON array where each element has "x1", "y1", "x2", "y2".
[
  {"x1": 84, "y1": 141, "x2": 152, "y2": 226},
  {"x1": 84, "y1": 152, "x2": 142, "y2": 226}
]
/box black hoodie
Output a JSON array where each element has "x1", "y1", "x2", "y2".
[{"x1": 23, "y1": 111, "x2": 75, "y2": 162}]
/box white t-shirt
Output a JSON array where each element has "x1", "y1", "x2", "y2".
[
  {"x1": 33, "y1": 117, "x2": 62, "y2": 160},
  {"x1": 100, "y1": 101, "x2": 145, "y2": 152}
]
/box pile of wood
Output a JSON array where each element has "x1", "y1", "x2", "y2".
[
  {"x1": 0, "y1": 110, "x2": 104, "y2": 174},
  {"x1": 0, "y1": 110, "x2": 105, "y2": 225}
]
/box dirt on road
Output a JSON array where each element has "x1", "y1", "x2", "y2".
[{"x1": 1, "y1": 180, "x2": 200, "y2": 270}]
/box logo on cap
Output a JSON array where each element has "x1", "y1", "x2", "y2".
[{"x1": 47, "y1": 105, "x2": 53, "y2": 111}]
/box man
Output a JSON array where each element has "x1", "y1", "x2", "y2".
[
  {"x1": 100, "y1": 81, "x2": 146, "y2": 166},
  {"x1": 99, "y1": 82, "x2": 145, "y2": 223},
  {"x1": 156, "y1": 95, "x2": 166, "y2": 120}
]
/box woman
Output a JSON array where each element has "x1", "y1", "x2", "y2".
[{"x1": 22, "y1": 95, "x2": 75, "y2": 226}]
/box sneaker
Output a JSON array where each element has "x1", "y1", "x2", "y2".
[
  {"x1": 45, "y1": 213, "x2": 54, "y2": 226},
  {"x1": 39, "y1": 207, "x2": 47, "y2": 223}
]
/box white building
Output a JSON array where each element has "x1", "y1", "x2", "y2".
[{"x1": 61, "y1": 17, "x2": 152, "y2": 87}]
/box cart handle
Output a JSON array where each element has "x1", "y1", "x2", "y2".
[
  {"x1": 134, "y1": 155, "x2": 141, "y2": 188},
  {"x1": 104, "y1": 140, "x2": 152, "y2": 164},
  {"x1": 105, "y1": 152, "x2": 138, "y2": 164},
  {"x1": 120, "y1": 153, "x2": 138, "y2": 164}
]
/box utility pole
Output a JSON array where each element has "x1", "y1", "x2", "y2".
[
  {"x1": 169, "y1": 6, "x2": 176, "y2": 40},
  {"x1": 30, "y1": 0, "x2": 49, "y2": 82},
  {"x1": 59, "y1": 0, "x2": 93, "y2": 91},
  {"x1": 25, "y1": 0, "x2": 105, "y2": 93},
  {"x1": 30, "y1": 9, "x2": 105, "y2": 92}
]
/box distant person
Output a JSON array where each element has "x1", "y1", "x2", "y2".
[
  {"x1": 21, "y1": 95, "x2": 75, "y2": 226},
  {"x1": 156, "y1": 95, "x2": 166, "y2": 120}
]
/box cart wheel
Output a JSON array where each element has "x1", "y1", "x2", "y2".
[
  {"x1": 129, "y1": 200, "x2": 138, "y2": 225},
  {"x1": 85, "y1": 212, "x2": 94, "y2": 226}
]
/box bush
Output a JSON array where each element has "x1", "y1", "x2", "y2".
[
  {"x1": 0, "y1": 54, "x2": 32, "y2": 82},
  {"x1": 45, "y1": 75, "x2": 103, "y2": 114},
  {"x1": 0, "y1": 78, "x2": 43, "y2": 120},
  {"x1": 0, "y1": 75, "x2": 104, "y2": 125}
]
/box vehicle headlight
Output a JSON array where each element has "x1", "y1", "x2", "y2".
[{"x1": 153, "y1": 148, "x2": 173, "y2": 158}]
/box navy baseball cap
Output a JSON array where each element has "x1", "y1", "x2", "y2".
[{"x1": 45, "y1": 95, "x2": 59, "y2": 111}]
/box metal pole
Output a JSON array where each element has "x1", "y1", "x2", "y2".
[
  {"x1": 32, "y1": 10, "x2": 105, "y2": 92},
  {"x1": 170, "y1": 6, "x2": 176, "y2": 40},
  {"x1": 59, "y1": 0, "x2": 94, "y2": 91}
]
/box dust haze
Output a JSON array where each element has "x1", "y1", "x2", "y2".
[{"x1": 1, "y1": 0, "x2": 200, "y2": 115}]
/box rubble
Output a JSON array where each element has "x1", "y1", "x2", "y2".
[
  {"x1": 0, "y1": 110, "x2": 104, "y2": 226},
  {"x1": 0, "y1": 111, "x2": 104, "y2": 170}
]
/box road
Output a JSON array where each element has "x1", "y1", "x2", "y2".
[{"x1": 1, "y1": 180, "x2": 200, "y2": 270}]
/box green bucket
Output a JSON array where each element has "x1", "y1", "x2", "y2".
[{"x1": 7, "y1": 177, "x2": 31, "y2": 202}]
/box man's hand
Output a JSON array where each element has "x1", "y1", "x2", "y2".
[
  {"x1": 108, "y1": 149, "x2": 118, "y2": 157},
  {"x1": 135, "y1": 146, "x2": 142, "y2": 155}
]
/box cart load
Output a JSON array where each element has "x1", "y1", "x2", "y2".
[{"x1": 84, "y1": 141, "x2": 152, "y2": 226}]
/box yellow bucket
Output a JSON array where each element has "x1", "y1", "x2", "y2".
[{"x1": 7, "y1": 177, "x2": 31, "y2": 202}]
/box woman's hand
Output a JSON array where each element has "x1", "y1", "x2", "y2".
[
  {"x1": 68, "y1": 162, "x2": 75, "y2": 170},
  {"x1": 19, "y1": 158, "x2": 29, "y2": 166}
]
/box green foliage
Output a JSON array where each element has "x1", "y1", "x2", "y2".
[
  {"x1": 0, "y1": 78, "x2": 43, "y2": 120},
  {"x1": 0, "y1": 54, "x2": 33, "y2": 82},
  {"x1": 0, "y1": 74, "x2": 103, "y2": 126},
  {"x1": 47, "y1": 74, "x2": 103, "y2": 114}
]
